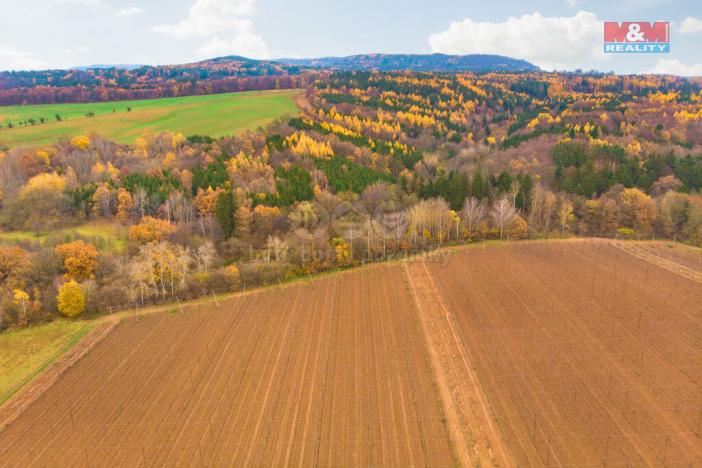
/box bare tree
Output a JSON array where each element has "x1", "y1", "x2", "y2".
[
  {"x1": 128, "y1": 241, "x2": 187, "y2": 301},
  {"x1": 491, "y1": 197, "x2": 517, "y2": 239},
  {"x1": 132, "y1": 187, "x2": 149, "y2": 220},
  {"x1": 382, "y1": 210, "x2": 407, "y2": 249},
  {"x1": 194, "y1": 242, "x2": 215, "y2": 271},
  {"x1": 528, "y1": 183, "x2": 543, "y2": 229},
  {"x1": 178, "y1": 247, "x2": 192, "y2": 290},
  {"x1": 0, "y1": 149, "x2": 30, "y2": 198},
  {"x1": 408, "y1": 198, "x2": 452, "y2": 245},
  {"x1": 542, "y1": 191, "x2": 557, "y2": 234},
  {"x1": 265, "y1": 236, "x2": 289, "y2": 262},
  {"x1": 364, "y1": 217, "x2": 389, "y2": 258},
  {"x1": 461, "y1": 197, "x2": 486, "y2": 235},
  {"x1": 93, "y1": 185, "x2": 116, "y2": 217}
]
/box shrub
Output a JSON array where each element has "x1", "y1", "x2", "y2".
[
  {"x1": 94, "y1": 283, "x2": 130, "y2": 313},
  {"x1": 617, "y1": 227, "x2": 636, "y2": 239},
  {"x1": 238, "y1": 262, "x2": 289, "y2": 286},
  {"x1": 57, "y1": 280, "x2": 86, "y2": 317}
]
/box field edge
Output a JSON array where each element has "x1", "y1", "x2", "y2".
[{"x1": 0, "y1": 320, "x2": 117, "y2": 432}]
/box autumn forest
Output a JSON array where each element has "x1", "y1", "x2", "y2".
[{"x1": 1, "y1": 62, "x2": 702, "y2": 327}]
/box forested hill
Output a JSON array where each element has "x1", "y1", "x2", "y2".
[
  {"x1": 0, "y1": 56, "x2": 308, "y2": 90},
  {"x1": 0, "y1": 54, "x2": 538, "y2": 105},
  {"x1": 276, "y1": 54, "x2": 539, "y2": 72},
  {"x1": 0, "y1": 56, "x2": 316, "y2": 106}
]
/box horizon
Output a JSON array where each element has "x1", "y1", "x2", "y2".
[
  {"x1": 4, "y1": 52, "x2": 699, "y2": 78},
  {"x1": 14, "y1": 53, "x2": 538, "y2": 72},
  {"x1": 1, "y1": 1, "x2": 701, "y2": 75}
]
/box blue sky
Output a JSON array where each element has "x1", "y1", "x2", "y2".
[{"x1": 1, "y1": 0, "x2": 701, "y2": 74}]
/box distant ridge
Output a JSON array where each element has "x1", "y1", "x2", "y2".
[
  {"x1": 276, "y1": 53, "x2": 539, "y2": 72},
  {"x1": 71, "y1": 64, "x2": 143, "y2": 71},
  {"x1": 0, "y1": 54, "x2": 537, "y2": 106},
  {"x1": 0, "y1": 56, "x2": 312, "y2": 106}
]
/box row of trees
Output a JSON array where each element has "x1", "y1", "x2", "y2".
[
  {"x1": 0, "y1": 75, "x2": 316, "y2": 106},
  {"x1": 1, "y1": 171, "x2": 700, "y2": 330}
]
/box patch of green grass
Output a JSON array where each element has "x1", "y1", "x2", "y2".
[
  {"x1": 0, "y1": 320, "x2": 92, "y2": 406},
  {"x1": 0, "y1": 220, "x2": 128, "y2": 251},
  {"x1": 0, "y1": 231, "x2": 41, "y2": 242},
  {"x1": 0, "y1": 89, "x2": 299, "y2": 147}
]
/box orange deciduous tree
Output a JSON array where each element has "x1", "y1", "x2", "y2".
[
  {"x1": 0, "y1": 246, "x2": 31, "y2": 289},
  {"x1": 129, "y1": 216, "x2": 176, "y2": 245},
  {"x1": 55, "y1": 240, "x2": 99, "y2": 281},
  {"x1": 117, "y1": 188, "x2": 134, "y2": 223}
]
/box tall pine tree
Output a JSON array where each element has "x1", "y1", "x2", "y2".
[
  {"x1": 471, "y1": 172, "x2": 487, "y2": 200},
  {"x1": 214, "y1": 188, "x2": 239, "y2": 238},
  {"x1": 497, "y1": 171, "x2": 513, "y2": 193},
  {"x1": 446, "y1": 172, "x2": 469, "y2": 211}
]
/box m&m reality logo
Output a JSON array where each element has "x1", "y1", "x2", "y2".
[{"x1": 604, "y1": 22, "x2": 670, "y2": 53}]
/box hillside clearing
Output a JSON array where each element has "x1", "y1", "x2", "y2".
[
  {"x1": 0, "y1": 90, "x2": 298, "y2": 147},
  {"x1": 0, "y1": 221, "x2": 128, "y2": 252}
]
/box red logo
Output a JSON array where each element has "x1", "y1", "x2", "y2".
[{"x1": 604, "y1": 22, "x2": 669, "y2": 43}]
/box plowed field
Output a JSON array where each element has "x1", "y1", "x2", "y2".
[
  {"x1": 1, "y1": 240, "x2": 700, "y2": 467},
  {"x1": 0, "y1": 266, "x2": 453, "y2": 466},
  {"x1": 412, "y1": 240, "x2": 702, "y2": 466}
]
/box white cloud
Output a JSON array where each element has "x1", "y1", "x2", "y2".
[
  {"x1": 153, "y1": 0, "x2": 255, "y2": 38},
  {"x1": 0, "y1": 46, "x2": 49, "y2": 71},
  {"x1": 113, "y1": 7, "x2": 144, "y2": 17},
  {"x1": 679, "y1": 17, "x2": 702, "y2": 34},
  {"x1": 428, "y1": 11, "x2": 604, "y2": 71},
  {"x1": 154, "y1": 0, "x2": 268, "y2": 60},
  {"x1": 197, "y1": 34, "x2": 269, "y2": 59},
  {"x1": 649, "y1": 59, "x2": 702, "y2": 76}
]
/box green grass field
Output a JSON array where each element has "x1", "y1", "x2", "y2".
[
  {"x1": 0, "y1": 321, "x2": 93, "y2": 405},
  {"x1": 0, "y1": 89, "x2": 299, "y2": 147},
  {"x1": 0, "y1": 220, "x2": 128, "y2": 251}
]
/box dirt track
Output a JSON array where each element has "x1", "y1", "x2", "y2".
[
  {"x1": 612, "y1": 241, "x2": 702, "y2": 283},
  {"x1": 403, "y1": 258, "x2": 514, "y2": 466},
  {"x1": 0, "y1": 240, "x2": 700, "y2": 467}
]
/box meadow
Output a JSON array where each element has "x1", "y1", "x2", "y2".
[
  {"x1": 0, "y1": 90, "x2": 298, "y2": 147},
  {"x1": 0, "y1": 221, "x2": 128, "y2": 252}
]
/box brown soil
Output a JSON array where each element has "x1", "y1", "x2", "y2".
[
  {"x1": 0, "y1": 266, "x2": 454, "y2": 467},
  {"x1": 0, "y1": 320, "x2": 118, "y2": 433},
  {"x1": 612, "y1": 240, "x2": 702, "y2": 282},
  {"x1": 403, "y1": 257, "x2": 515, "y2": 467},
  {"x1": 1, "y1": 240, "x2": 700, "y2": 467},
  {"x1": 423, "y1": 240, "x2": 702, "y2": 466}
]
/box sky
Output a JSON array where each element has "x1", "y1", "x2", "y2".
[{"x1": 0, "y1": 0, "x2": 701, "y2": 75}]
